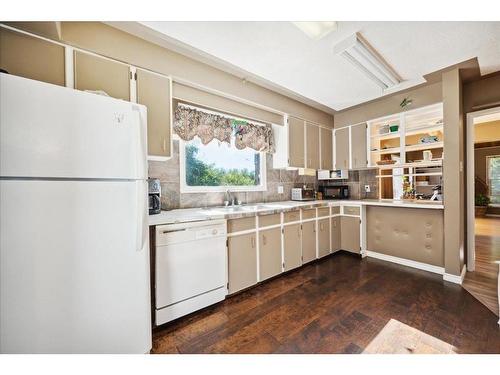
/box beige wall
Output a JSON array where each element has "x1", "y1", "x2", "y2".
[
  {"x1": 58, "y1": 22, "x2": 333, "y2": 127},
  {"x1": 442, "y1": 68, "x2": 465, "y2": 276},
  {"x1": 463, "y1": 73, "x2": 500, "y2": 113},
  {"x1": 474, "y1": 120, "x2": 500, "y2": 143},
  {"x1": 333, "y1": 82, "x2": 442, "y2": 128}
]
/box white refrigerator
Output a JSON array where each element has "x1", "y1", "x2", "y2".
[{"x1": 0, "y1": 74, "x2": 152, "y2": 353}]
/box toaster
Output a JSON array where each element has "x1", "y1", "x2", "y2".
[{"x1": 291, "y1": 187, "x2": 316, "y2": 201}]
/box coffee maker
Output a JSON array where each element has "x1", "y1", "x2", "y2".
[{"x1": 148, "y1": 178, "x2": 161, "y2": 215}]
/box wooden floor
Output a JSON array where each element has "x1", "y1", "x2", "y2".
[
  {"x1": 463, "y1": 217, "x2": 500, "y2": 316},
  {"x1": 152, "y1": 252, "x2": 500, "y2": 354}
]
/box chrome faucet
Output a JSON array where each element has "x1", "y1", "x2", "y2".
[{"x1": 224, "y1": 189, "x2": 238, "y2": 206}]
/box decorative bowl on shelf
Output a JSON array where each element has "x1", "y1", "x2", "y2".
[
  {"x1": 389, "y1": 124, "x2": 399, "y2": 132},
  {"x1": 376, "y1": 160, "x2": 397, "y2": 165}
]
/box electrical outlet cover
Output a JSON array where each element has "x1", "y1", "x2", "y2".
[
  {"x1": 364, "y1": 185, "x2": 371, "y2": 193},
  {"x1": 278, "y1": 185, "x2": 284, "y2": 194}
]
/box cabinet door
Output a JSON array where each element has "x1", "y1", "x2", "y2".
[
  {"x1": 228, "y1": 233, "x2": 257, "y2": 294},
  {"x1": 74, "y1": 50, "x2": 130, "y2": 101},
  {"x1": 331, "y1": 216, "x2": 341, "y2": 252},
  {"x1": 351, "y1": 123, "x2": 367, "y2": 169},
  {"x1": 321, "y1": 127, "x2": 333, "y2": 170},
  {"x1": 318, "y1": 218, "x2": 330, "y2": 258},
  {"x1": 283, "y1": 224, "x2": 302, "y2": 271},
  {"x1": 0, "y1": 28, "x2": 65, "y2": 86},
  {"x1": 341, "y1": 216, "x2": 360, "y2": 254},
  {"x1": 301, "y1": 221, "x2": 317, "y2": 263},
  {"x1": 306, "y1": 123, "x2": 320, "y2": 170},
  {"x1": 136, "y1": 69, "x2": 172, "y2": 158},
  {"x1": 334, "y1": 127, "x2": 350, "y2": 170},
  {"x1": 288, "y1": 117, "x2": 305, "y2": 168},
  {"x1": 259, "y1": 227, "x2": 282, "y2": 281}
]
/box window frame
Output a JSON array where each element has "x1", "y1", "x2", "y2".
[
  {"x1": 486, "y1": 154, "x2": 500, "y2": 206},
  {"x1": 179, "y1": 137, "x2": 267, "y2": 194}
]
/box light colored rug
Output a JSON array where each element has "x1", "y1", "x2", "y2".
[{"x1": 363, "y1": 319, "x2": 456, "y2": 354}]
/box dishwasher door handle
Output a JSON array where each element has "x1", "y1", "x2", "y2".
[{"x1": 162, "y1": 228, "x2": 188, "y2": 234}]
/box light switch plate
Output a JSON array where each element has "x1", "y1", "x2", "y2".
[
  {"x1": 278, "y1": 185, "x2": 284, "y2": 194},
  {"x1": 364, "y1": 185, "x2": 371, "y2": 193}
]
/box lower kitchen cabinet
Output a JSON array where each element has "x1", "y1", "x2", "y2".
[
  {"x1": 228, "y1": 233, "x2": 257, "y2": 294},
  {"x1": 331, "y1": 216, "x2": 341, "y2": 251},
  {"x1": 301, "y1": 221, "x2": 317, "y2": 263},
  {"x1": 341, "y1": 216, "x2": 360, "y2": 254},
  {"x1": 283, "y1": 224, "x2": 302, "y2": 271},
  {"x1": 317, "y1": 218, "x2": 330, "y2": 258},
  {"x1": 258, "y1": 227, "x2": 282, "y2": 281}
]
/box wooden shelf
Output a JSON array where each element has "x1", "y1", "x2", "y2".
[
  {"x1": 405, "y1": 141, "x2": 443, "y2": 152},
  {"x1": 405, "y1": 124, "x2": 443, "y2": 137},
  {"x1": 375, "y1": 160, "x2": 443, "y2": 170},
  {"x1": 371, "y1": 147, "x2": 401, "y2": 155},
  {"x1": 376, "y1": 172, "x2": 443, "y2": 178},
  {"x1": 370, "y1": 131, "x2": 400, "y2": 140}
]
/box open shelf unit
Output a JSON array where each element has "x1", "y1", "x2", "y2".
[{"x1": 367, "y1": 103, "x2": 444, "y2": 200}]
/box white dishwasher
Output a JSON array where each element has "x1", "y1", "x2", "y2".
[{"x1": 155, "y1": 219, "x2": 227, "y2": 325}]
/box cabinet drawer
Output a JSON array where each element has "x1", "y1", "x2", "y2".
[
  {"x1": 343, "y1": 206, "x2": 360, "y2": 216},
  {"x1": 317, "y1": 207, "x2": 330, "y2": 217},
  {"x1": 227, "y1": 217, "x2": 256, "y2": 233},
  {"x1": 302, "y1": 208, "x2": 316, "y2": 220},
  {"x1": 258, "y1": 213, "x2": 281, "y2": 227},
  {"x1": 331, "y1": 206, "x2": 341, "y2": 215},
  {"x1": 284, "y1": 210, "x2": 300, "y2": 223}
]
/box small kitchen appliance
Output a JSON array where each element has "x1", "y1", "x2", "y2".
[
  {"x1": 318, "y1": 185, "x2": 350, "y2": 200},
  {"x1": 291, "y1": 186, "x2": 316, "y2": 201},
  {"x1": 148, "y1": 178, "x2": 161, "y2": 215}
]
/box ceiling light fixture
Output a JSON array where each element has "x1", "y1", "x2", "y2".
[
  {"x1": 333, "y1": 33, "x2": 402, "y2": 90},
  {"x1": 292, "y1": 21, "x2": 338, "y2": 40}
]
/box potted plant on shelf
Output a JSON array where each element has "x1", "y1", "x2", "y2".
[{"x1": 475, "y1": 194, "x2": 490, "y2": 217}]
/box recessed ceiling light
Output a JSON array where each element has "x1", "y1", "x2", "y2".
[
  {"x1": 333, "y1": 32, "x2": 402, "y2": 90},
  {"x1": 292, "y1": 21, "x2": 338, "y2": 40}
]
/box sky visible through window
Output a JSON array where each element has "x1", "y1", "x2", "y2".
[{"x1": 189, "y1": 137, "x2": 256, "y2": 171}]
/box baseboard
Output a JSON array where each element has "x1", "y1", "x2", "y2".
[
  {"x1": 365, "y1": 251, "x2": 445, "y2": 275},
  {"x1": 443, "y1": 265, "x2": 467, "y2": 285}
]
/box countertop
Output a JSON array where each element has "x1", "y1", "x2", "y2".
[{"x1": 148, "y1": 199, "x2": 444, "y2": 226}]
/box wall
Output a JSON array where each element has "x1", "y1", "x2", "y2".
[
  {"x1": 475, "y1": 120, "x2": 500, "y2": 143},
  {"x1": 463, "y1": 73, "x2": 500, "y2": 113},
  {"x1": 442, "y1": 68, "x2": 465, "y2": 276},
  {"x1": 57, "y1": 22, "x2": 334, "y2": 127},
  {"x1": 148, "y1": 140, "x2": 316, "y2": 210},
  {"x1": 334, "y1": 82, "x2": 443, "y2": 128},
  {"x1": 317, "y1": 170, "x2": 379, "y2": 200}
]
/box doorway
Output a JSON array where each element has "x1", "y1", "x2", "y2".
[{"x1": 465, "y1": 107, "x2": 500, "y2": 316}]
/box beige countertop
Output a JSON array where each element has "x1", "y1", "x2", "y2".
[{"x1": 148, "y1": 199, "x2": 444, "y2": 226}]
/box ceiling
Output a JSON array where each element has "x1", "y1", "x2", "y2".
[{"x1": 129, "y1": 21, "x2": 500, "y2": 112}]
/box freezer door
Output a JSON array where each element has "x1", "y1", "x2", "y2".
[
  {"x1": 0, "y1": 74, "x2": 147, "y2": 179},
  {"x1": 0, "y1": 180, "x2": 151, "y2": 353}
]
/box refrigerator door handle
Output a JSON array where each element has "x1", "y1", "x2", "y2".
[{"x1": 136, "y1": 181, "x2": 147, "y2": 252}]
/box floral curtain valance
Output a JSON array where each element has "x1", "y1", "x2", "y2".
[{"x1": 173, "y1": 105, "x2": 275, "y2": 153}]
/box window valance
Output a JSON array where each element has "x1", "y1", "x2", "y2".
[{"x1": 173, "y1": 104, "x2": 275, "y2": 154}]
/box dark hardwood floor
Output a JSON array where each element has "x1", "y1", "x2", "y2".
[{"x1": 152, "y1": 252, "x2": 500, "y2": 354}]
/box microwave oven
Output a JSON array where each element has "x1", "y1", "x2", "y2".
[
  {"x1": 318, "y1": 185, "x2": 349, "y2": 200},
  {"x1": 291, "y1": 187, "x2": 315, "y2": 201}
]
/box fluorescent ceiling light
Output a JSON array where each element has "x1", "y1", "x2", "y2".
[
  {"x1": 292, "y1": 21, "x2": 337, "y2": 40},
  {"x1": 333, "y1": 33, "x2": 402, "y2": 90}
]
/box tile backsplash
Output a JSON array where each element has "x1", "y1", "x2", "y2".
[
  {"x1": 317, "y1": 169, "x2": 379, "y2": 200},
  {"x1": 148, "y1": 140, "x2": 317, "y2": 210}
]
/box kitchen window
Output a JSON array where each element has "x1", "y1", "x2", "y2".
[
  {"x1": 487, "y1": 155, "x2": 500, "y2": 204},
  {"x1": 179, "y1": 135, "x2": 267, "y2": 193}
]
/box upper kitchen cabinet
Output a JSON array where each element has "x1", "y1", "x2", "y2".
[
  {"x1": 306, "y1": 123, "x2": 320, "y2": 170},
  {"x1": 74, "y1": 50, "x2": 130, "y2": 101},
  {"x1": 320, "y1": 127, "x2": 333, "y2": 170},
  {"x1": 136, "y1": 69, "x2": 172, "y2": 159},
  {"x1": 0, "y1": 27, "x2": 65, "y2": 86},
  {"x1": 334, "y1": 127, "x2": 350, "y2": 170},
  {"x1": 288, "y1": 117, "x2": 305, "y2": 168},
  {"x1": 351, "y1": 123, "x2": 368, "y2": 169}
]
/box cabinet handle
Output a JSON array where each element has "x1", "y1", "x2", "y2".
[
  {"x1": 313, "y1": 224, "x2": 316, "y2": 233},
  {"x1": 162, "y1": 138, "x2": 167, "y2": 152},
  {"x1": 263, "y1": 234, "x2": 267, "y2": 245},
  {"x1": 251, "y1": 236, "x2": 255, "y2": 248}
]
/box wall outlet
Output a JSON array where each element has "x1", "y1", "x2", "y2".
[
  {"x1": 364, "y1": 185, "x2": 371, "y2": 193},
  {"x1": 277, "y1": 185, "x2": 284, "y2": 194}
]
